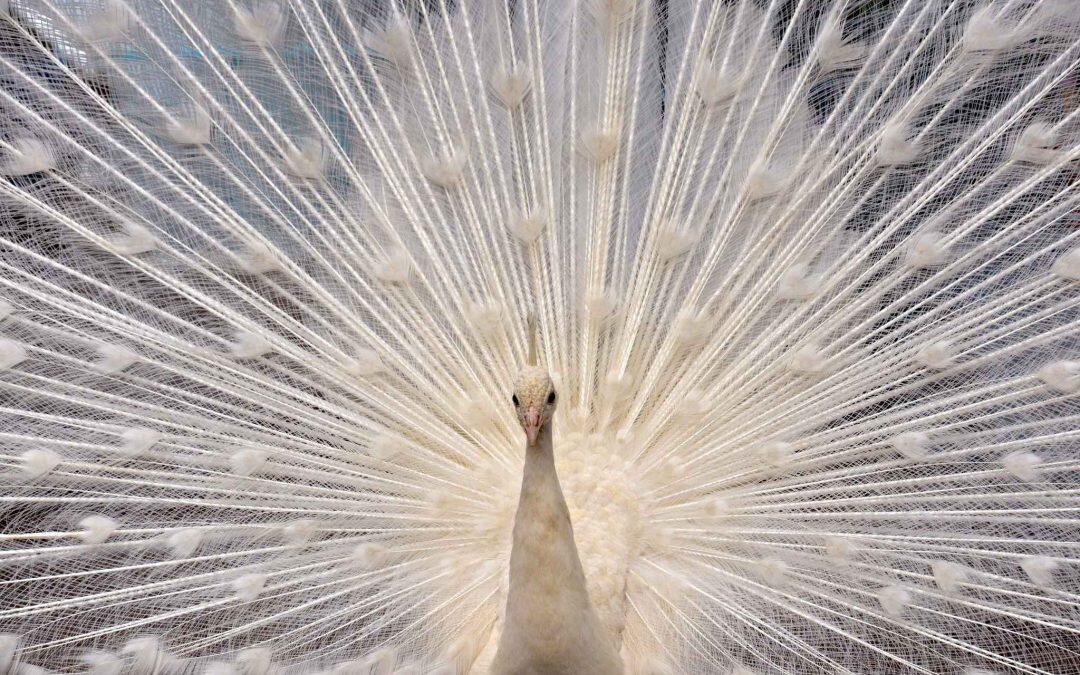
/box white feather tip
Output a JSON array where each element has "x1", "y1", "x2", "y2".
[
  {"x1": 352, "y1": 542, "x2": 389, "y2": 570},
  {"x1": 963, "y1": 6, "x2": 1028, "y2": 52},
  {"x1": 906, "y1": 231, "x2": 947, "y2": 268},
  {"x1": 1011, "y1": 122, "x2": 1058, "y2": 164},
  {"x1": 877, "y1": 584, "x2": 911, "y2": 618},
  {"x1": 283, "y1": 137, "x2": 325, "y2": 179},
  {"x1": 78, "y1": 515, "x2": 118, "y2": 545},
  {"x1": 165, "y1": 528, "x2": 203, "y2": 559},
  {"x1": 466, "y1": 300, "x2": 503, "y2": 338},
  {"x1": 582, "y1": 127, "x2": 621, "y2": 163},
  {"x1": 369, "y1": 433, "x2": 405, "y2": 461},
  {"x1": 367, "y1": 15, "x2": 414, "y2": 67},
  {"x1": 231, "y1": 331, "x2": 273, "y2": 359},
  {"x1": 94, "y1": 343, "x2": 140, "y2": 374},
  {"x1": 891, "y1": 431, "x2": 930, "y2": 461},
  {"x1": 816, "y1": 16, "x2": 866, "y2": 72},
  {"x1": 757, "y1": 557, "x2": 789, "y2": 586},
  {"x1": 282, "y1": 519, "x2": 317, "y2": 546},
  {"x1": 915, "y1": 341, "x2": 956, "y2": 370},
  {"x1": 78, "y1": 0, "x2": 131, "y2": 42},
  {"x1": 745, "y1": 161, "x2": 789, "y2": 200},
  {"x1": 20, "y1": 448, "x2": 60, "y2": 480},
  {"x1": 374, "y1": 247, "x2": 412, "y2": 284},
  {"x1": 106, "y1": 224, "x2": 156, "y2": 255},
  {"x1": 777, "y1": 263, "x2": 821, "y2": 301},
  {"x1": 657, "y1": 223, "x2": 699, "y2": 261},
  {"x1": 507, "y1": 209, "x2": 546, "y2": 245},
  {"x1": 1002, "y1": 451, "x2": 1043, "y2": 481},
  {"x1": 239, "y1": 242, "x2": 281, "y2": 274},
  {"x1": 233, "y1": 573, "x2": 268, "y2": 602},
  {"x1": 0, "y1": 339, "x2": 26, "y2": 370},
  {"x1": 229, "y1": 448, "x2": 269, "y2": 477},
  {"x1": 703, "y1": 497, "x2": 730, "y2": 517},
  {"x1": 121, "y1": 637, "x2": 167, "y2": 671},
  {"x1": 165, "y1": 106, "x2": 211, "y2": 145},
  {"x1": 876, "y1": 121, "x2": 921, "y2": 166},
  {"x1": 694, "y1": 62, "x2": 741, "y2": 106},
  {"x1": 344, "y1": 349, "x2": 386, "y2": 377},
  {"x1": 80, "y1": 649, "x2": 123, "y2": 675},
  {"x1": 237, "y1": 647, "x2": 274, "y2": 675},
  {"x1": 422, "y1": 145, "x2": 469, "y2": 188},
  {"x1": 490, "y1": 65, "x2": 531, "y2": 108},
  {"x1": 0, "y1": 634, "x2": 18, "y2": 671},
  {"x1": 932, "y1": 561, "x2": 969, "y2": 594},
  {"x1": 585, "y1": 289, "x2": 619, "y2": 322},
  {"x1": 788, "y1": 342, "x2": 830, "y2": 375},
  {"x1": 1020, "y1": 555, "x2": 1058, "y2": 587},
  {"x1": 120, "y1": 427, "x2": 161, "y2": 456},
  {"x1": 824, "y1": 536, "x2": 857, "y2": 562},
  {"x1": 1037, "y1": 360, "x2": 1079, "y2": 393},
  {"x1": 1051, "y1": 248, "x2": 1080, "y2": 281},
  {"x1": 759, "y1": 441, "x2": 793, "y2": 469},
  {"x1": 2, "y1": 137, "x2": 54, "y2": 176},
  {"x1": 233, "y1": 2, "x2": 286, "y2": 46},
  {"x1": 674, "y1": 310, "x2": 711, "y2": 345}
]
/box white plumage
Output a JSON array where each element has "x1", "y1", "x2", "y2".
[
  {"x1": 0, "y1": 337, "x2": 27, "y2": 370},
  {"x1": 931, "y1": 560, "x2": 970, "y2": 595},
  {"x1": 505, "y1": 209, "x2": 546, "y2": 245},
  {"x1": 1002, "y1": 449, "x2": 1044, "y2": 482},
  {"x1": 0, "y1": 1, "x2": 1077, "y2": 673},
  {"x1": 165, "y1": 527, "x2": 204, "y2": 559},
  {"x1": 165, "y1": 104, "x2": 213, "y2": 146},
  {"x1": 1, "y1": 135, "x2": 54, "y2": 175},
  {"x1": 119, "y1": 426, "x2": 160, "y2": 455},
  {"x1": 905, "y1": 230, "x2": 948, "y2": 268},
  {"x1": 757, "y1": 558, "x2": 790, "y2": 587},
  {"x1": 79, "y1": 650, "x2": 124, "y2": 675},
  {"x1": 92, "y1": 342, "x2": 141, "y2": 374},
  {"x1": 232, "y1": 573, "x2": 269, "y2": 602},
  {"x1": 824, "y1": 535, "x2": 858, "y2": 564},
  {"x1": 18, "y1": 447, "x2": 60, "y2": 479},
  {"x1": 105, "y1": 223, "x2": 157, "y2": 255},
  {"x1": 914, "y1": 340, "x2": 956, "y2": 370},
  {"x1": 877, "y1": 584, "x2": 912, "y2": 619},
  {"x1": 229, "y1": 447, "x2": 269, "y2": 477},
  {"x1": 77, "y1": 515, "x2": 119, "y2": 546},
  {"x1": 1038, "y1": 359, "x2": 1079, "y2": 393},
  {"x1": 1020, "y1": 555, "x2": 1060, "y2": 589},
  {"x1": 230, "y1": 330, "x2": 274, "y2": 359},
  {"x1": 1054, "y1": 247, "x2": 1080, "y2": 280},
  {"x1": 351, "y1": 543, "x2": 389, "y2": 571},
  {"x1": 891, "y1": 429, "x2": 931, "y2": 461}
]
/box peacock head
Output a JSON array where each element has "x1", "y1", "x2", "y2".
[{"x1": 512, "y1": 314, "x2": 557, "y2": 446}]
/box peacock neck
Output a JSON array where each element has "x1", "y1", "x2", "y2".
[
  {"x1": 507, "y1": 421, "x2": 593, "y2": 609},
  {"x1": 520, "y1": 423, "x2": 559, "y2": 495},
  {"x1": 493, "y1": 422, "x2": 624, "y2": 672}
]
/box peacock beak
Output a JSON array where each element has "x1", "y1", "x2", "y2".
[{"x1": 524, "y1": 408, "x2": 541, "y2": 445}]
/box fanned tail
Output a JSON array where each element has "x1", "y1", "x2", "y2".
[{"x1": 0, "y1": 1, "x2": 1077, "y2": 673}]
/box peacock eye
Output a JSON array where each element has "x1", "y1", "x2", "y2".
[
  {"x1": 547, "y1": 391, "x2": 556, "y2": 404},
  {"x1": 512, "y1": 394, "x2": 520, "y2": 407}
]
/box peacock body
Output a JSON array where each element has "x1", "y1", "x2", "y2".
[{"x1": 0, "y1": 0, "x2": 1078, "y2": 672}]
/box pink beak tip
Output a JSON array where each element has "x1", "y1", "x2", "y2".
[
  {"x1": 524, "y1": 408, "x2": 543, "y2": 445},
  {"x1": 525, "y1": 424, "x2": 540, "y2": 445}
]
